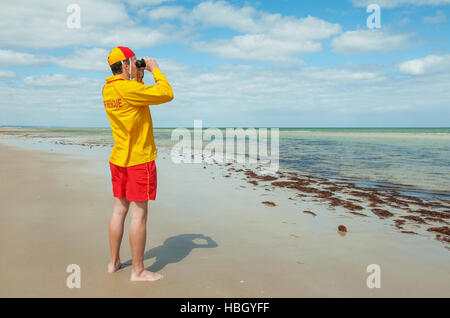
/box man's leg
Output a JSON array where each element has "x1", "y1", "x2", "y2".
[
  {"x1": 129, "y1": 200, "x2": 163, "y2": 282},
  {"x1": 108, "y1": 197, "x2": 130, "y2": 273}
]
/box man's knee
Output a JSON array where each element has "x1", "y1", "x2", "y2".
[
  {"x1": 113, "y1": 198, "x2": 130, "y2": 217},
  {"x1": 130, "y1": 200, "x2": 148, "y2": 221},
  {"x1": 113, "y1": 207, "x2": 128, "y2": 217}
]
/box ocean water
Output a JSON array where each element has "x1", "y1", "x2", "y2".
[{"x1": 1, "y1": 127, "x2": 449, "y2": 199}]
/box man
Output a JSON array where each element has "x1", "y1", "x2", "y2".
[{"x1": 103, "y1": 46, "x2": 174, "y2": 282}]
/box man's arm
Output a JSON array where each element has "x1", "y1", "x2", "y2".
[{"x1": 122, "y1": 68, "x2": 174, "y2": 107}]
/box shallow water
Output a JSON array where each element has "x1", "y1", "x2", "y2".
[{"x1": 1, "y1": 127, "x2": 449, "y2": 199}]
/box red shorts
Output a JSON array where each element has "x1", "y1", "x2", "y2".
[{"x1": 109, "y1": 160, "x2": 157, "y2": 201}]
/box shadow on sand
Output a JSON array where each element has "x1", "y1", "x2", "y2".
[{"x1": 122, "y1": 233, "x2": 218, "y2": 272}]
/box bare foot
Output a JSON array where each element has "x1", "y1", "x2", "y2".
[
  {"x1": 107, "y1": 260, "x2": 122, "y2": 273},
  {"x1": 131, "y1": 269, "x2": 164, "y2": 282}
]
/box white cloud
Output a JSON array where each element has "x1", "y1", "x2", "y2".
[
  {"x1": 183, "y1": 1, "x2": 342, "y2": 63},
  {"x1": 23, "y1": 74, "x2": 97, "y2": 87},
  {"x1": 0, "y1": 70, "x2": 16, "y2": 78},
  {"x1": 142, "y1": 1, "x2": 341, "y2": 63},
  {"x1": 124, "y1": 0, "x2": 174, "y2": 6},
  {"x1": 0, "y1": 47, "x2": 184, "y2": 75},
  {"x1": 300, "y1": 67, "x2": 384, "y2": 81},
  {"x1": 149, "y1": 62, "x2": 444, "y2": 122},
  {"x1": 155, "y1": 58, "x2": 190, "y2": 72},
  {"x1": 352, "y1": 0, "x2": 450, "y2": 8},
  {"x1": 188, "y1": 0, "x2": 260, "y2": 33},
  {"x1": 0, "y1": 48, "x2": 111, "y2": 73},
  {"x1": 0, "y1": 82, "x2": 105, "y2": 127},
  {"x1": 0, "y1": 0, "x2": 342, "y2": 63},
  {"x1": 331, "y1": 30, "x2": 411, "y2": 54},
  {"x1": 398, "y1": 17, "x2": 411, "y2": 25},
  {"x1": 193, "y1": 34, "x2": 317, "y2": 63},
  {"x1": 2, "y1": 60, "x2": 450, "y2": 127},
  {"x1": 0, "y1": 49, "x2": 50, "y2": 66},
  {"x1": 422, "y1": 10, "x2": 447, "y2": 23},
  {"x1": 266, "y1": 15, "x2": 341, "y2": 40},
  {"x1": 398, "y1": 54, "x2": 450, "y2": 75},
  {"x1": 0, "y1": 0, "x2": 181, "y2": 49},
  {"x1": 147, "y1": 5, "x2": 187, "y2": 20},
  {"x1": 54, "y1": 48, "x2": 110, "y2": 72}
]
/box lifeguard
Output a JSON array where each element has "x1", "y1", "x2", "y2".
[{"x1": 103, "y1": 46, "x2": 174, "y2": 282}]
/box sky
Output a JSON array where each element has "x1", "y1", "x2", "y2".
[{"x1": 0, "y1": 0, "x2": 449, "y2": 128}]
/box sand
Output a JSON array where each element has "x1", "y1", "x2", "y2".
[{"x1": 0, "y1": 139, "x2": 449, "y2": 297}]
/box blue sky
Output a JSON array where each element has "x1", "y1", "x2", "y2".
[{"x1": 0, "y1": 0, "x2": 449, "y2": 127}]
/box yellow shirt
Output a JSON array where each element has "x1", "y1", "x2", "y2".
[{"x1": 102, "y1": 69, "x2": 174, "y2": 167}]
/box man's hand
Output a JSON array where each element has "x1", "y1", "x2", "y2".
[
  {"x1": 143, "y1": 57, "x2": 159, "y2": 72},
  {"x1": 136, "y1": 67, "x2": 144, "y2": 82}
]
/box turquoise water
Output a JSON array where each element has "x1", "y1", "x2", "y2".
[
  {"x1": 277, "y1": 128, "x2": 450, "y2": 198},
  {"x1": 1, "y1": 127, "x2": 449, "y2": 197}
]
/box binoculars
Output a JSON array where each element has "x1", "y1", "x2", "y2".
[{"x1": 136, "y1": 59, "x2": 146, "y2": 68}]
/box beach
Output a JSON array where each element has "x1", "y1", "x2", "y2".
[{"x1": 0, "y1": 132, "x2": 449, "y2": 297}]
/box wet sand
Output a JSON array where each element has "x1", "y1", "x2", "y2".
[{"x1": 0, "y1": 139, "x2": 449, "y2": 297}]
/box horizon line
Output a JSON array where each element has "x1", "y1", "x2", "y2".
[{"x1": 1, "y1": 125, "x2": 450, "y2": 129}]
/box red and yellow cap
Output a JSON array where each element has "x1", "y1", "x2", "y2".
[{"x1": 108, "y1": 46, "x2": 135, "y2": 66}]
